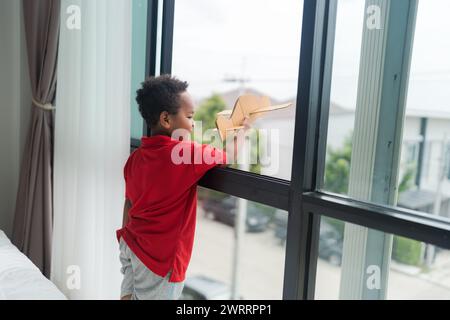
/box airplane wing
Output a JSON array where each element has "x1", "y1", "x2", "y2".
[{"x1": 249, "y1": 103, "x2": 292, "y2": 115}]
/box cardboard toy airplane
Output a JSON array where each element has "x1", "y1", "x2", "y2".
[{"x1": 214, "y1": 94, "x2": 293, "y2": 141}]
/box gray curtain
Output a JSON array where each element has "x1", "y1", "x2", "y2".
[{"x1": 12, "y1": 0, "x2": 60, "y2": 278}]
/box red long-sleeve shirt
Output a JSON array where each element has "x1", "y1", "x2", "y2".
[{"x1": 116, "y1": 135, "x2": 226, "y2": 282}]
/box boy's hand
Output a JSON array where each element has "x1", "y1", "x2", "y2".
[
  {"x1": 220, "y1": 116, "x2": 252, "y2": 168},
  {"x1": 232, "y1": 115, "x2": 252, "y2": 162}
]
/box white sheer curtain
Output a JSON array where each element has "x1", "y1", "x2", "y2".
[{"x1": 52, "y1": 0, "x2": 131, "y2": 299}]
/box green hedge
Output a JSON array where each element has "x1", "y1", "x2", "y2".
[
  {"x1": 323, "y1": 217, "x2": 345, "y2": 238},
  {"x1": 392, "y1": 236, "x2": 422, "y2": 266}
]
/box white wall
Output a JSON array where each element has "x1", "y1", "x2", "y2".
[
  {"x1": 258, "y1": 117, "x2": 295, "y2": 180},
  {"x1": 0, "y1": 0, "x2": 31, "y2": 237},
  {"x1": 326, "y1": 113, "x2": 355, "y2": 149},
  {"x1": 402, "y1": 117, "x2": 422, "y2": 142},
  {"x1": 421, "y1": 118, "x2": 450, "y2": 195}
]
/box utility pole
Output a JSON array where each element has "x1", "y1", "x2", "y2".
[{"x1": 223, "y1": 57, "x2": 251, "y2": 300}]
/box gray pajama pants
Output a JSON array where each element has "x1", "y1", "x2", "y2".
[{"x1": 119, "y1": 237, "x2": 185, "y2": 300}]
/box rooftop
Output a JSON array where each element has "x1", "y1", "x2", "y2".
[{"x1": 197, "y1": 87, "x2": 450, "y2": 121}]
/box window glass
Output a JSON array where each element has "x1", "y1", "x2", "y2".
[
  {"x1": 314, "y1": 216, "x2": 450, "y2": 300},
  {"x1": 172, "y1": 0, "x2": 303, "y2": 179},
  {"x1": 403, "y1": 0, "x2": 450, "y2": 220},
  {"x1": 130, "y1": 0, "x2": 147, "y2": 141},
  {"x1": 322, "y1": 0, "x2": 450, "y2": 224},
  {"x1": 307, "y1": 0, "x2": 450, "y2": 300},
  {"x1": 182, "y1": 188, "x2": 287, "y2": 300}
]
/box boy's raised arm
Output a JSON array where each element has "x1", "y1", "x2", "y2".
[{"x1": 220, "y1": 116, "x2": 251, "y2": 167}]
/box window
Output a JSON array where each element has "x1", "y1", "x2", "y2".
[
  {"x1": 183, "y1": 188, "x2": 287, "y2": 300},
  {"x1": 171, "y1": 0, "x2": 303, "y2": 179},
  {"x1": 323, "y1": 0, "x2": 450, "y2": 222},
  {"x1": 404, "y1": 0, "x2": 450, "y2": 210},
  {"x1": 314, "y1": 216, "x2": 450, "y2": 300},
  {"x1": 130, "y1": 0, "x2": 148, "y2": 142},
  {"x1": 315, "y1": 0, "x2": 450, "y2": 300},
  {"x1": 141, "y1": 0, "x2": 450, "y2": 300},
  {"x1": 404, "y1": 143, "x2": 418, "y2": 165}
]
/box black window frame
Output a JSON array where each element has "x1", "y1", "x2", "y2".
[{"x1": 132, "y1": 0, "x2": 450, "y2": 300}]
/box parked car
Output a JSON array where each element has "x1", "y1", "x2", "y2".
[
  {"x1": 201, "y1": 196, "x2": 272, "y2": 232},
  {"x1": 274, "y1": 210, "x2": 343, "y2": 265},
  {"x1": 318, "y1": 222, "x2": 343, "y2": 266},
  {"x1": 180, "y1": 275, "x2": 238, "y2": 300},
  {"x1": 273, "y1": 210, "x2": 288, "y2": 244}
]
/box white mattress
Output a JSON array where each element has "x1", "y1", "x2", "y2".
[{"x1": 0, "y1": 230, "x2": 66, "y2": 300}]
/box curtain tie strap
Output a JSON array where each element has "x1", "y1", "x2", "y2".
[{"x1": 32, "y1": 97, "x2": 55, "y2": 111}]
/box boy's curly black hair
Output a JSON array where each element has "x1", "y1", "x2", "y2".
[{"x1": 136, "y1": 75, "x2": 189, "y2": 127}]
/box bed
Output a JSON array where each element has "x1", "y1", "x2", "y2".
[{"x1": 0, "y1": 230, "x2": 66, "y2": 300}]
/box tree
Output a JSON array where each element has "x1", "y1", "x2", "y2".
[
  {"x1": 323, "y1": 132, "x2": 422, "y2": 266},
  {"x1": 193, "y1": 94, "x2": 227, "y2": 201},
  {"x1": 193, "y1": 93, "x2": 262, "y2": 174},
  {"x1": 398, "y1": 163, "x2": 416, "y2": 194},
  {"x1": 324, "y1": 134, "x2": 352, "y2": 194},
  {"x1": 324, "y1": 132, "x2": 416, "y2": 196},
  {"x1": 194, "y1": 94, "x2": 265, "y2": 205},
  {"x1": 194, "y1": 94, "x2": 226, "y2": 136}
]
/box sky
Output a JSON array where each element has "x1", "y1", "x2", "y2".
[
  {"x1": 172, "y1": 0, "x2": 303, "y2": 102},
  {"x1": 171, "y1": 0, "x2": 450, "y2": 114}
]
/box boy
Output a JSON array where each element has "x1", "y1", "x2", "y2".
[{"x1": 116, "y1": 75, "x2": 250, "y2": 300}]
